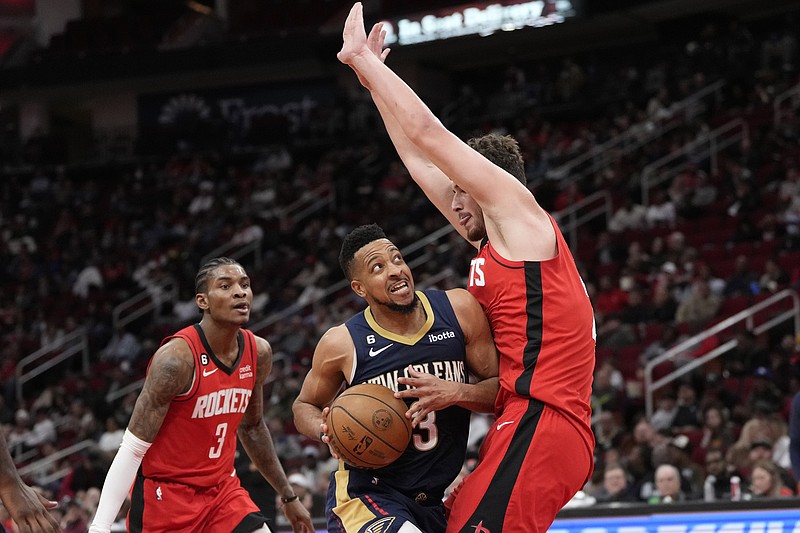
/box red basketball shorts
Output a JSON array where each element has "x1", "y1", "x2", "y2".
[{"x1": 445, "y1": 397, "x2": 593, "y2": 533}]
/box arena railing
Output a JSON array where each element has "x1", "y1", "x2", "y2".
[
  {"x1": 552, "y1": 190, "x2": 612, "y2": 250},
  {"x1": 640, "y1": 117, "x2": 750, "y2": 206},
  {"x1": 544, "y1": 80, "x2": 726, "y2": 187},
  {"x1": 16, "y1": 439, "x2": 96, "y2": 486},
  {"x1": 111, "y1": 277, "x2": 179, "y2": 332},
  {"x1": 643, "y1": 289, "x2": 800, "y2": 418},
  {"x1": 774, "y1": 81, "x2": 800, "y2": 125},
  {"x1": 16, "y1": 328, "x2": 90, "y2": 403}
]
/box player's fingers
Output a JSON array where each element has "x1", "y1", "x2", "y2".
[{"x1": 394, "y1": 386, "x2": 418, "y2": 399}]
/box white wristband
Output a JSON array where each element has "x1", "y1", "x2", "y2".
[{"x1": 90, "y1": 429, "x2": 151, "y2": 530}]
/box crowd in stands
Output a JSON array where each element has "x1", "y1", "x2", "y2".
[{"x1": 1, "y1": 5, "x2": 799, "y2": 530}]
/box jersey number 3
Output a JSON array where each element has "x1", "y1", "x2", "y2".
[{"x1": 209, "y1": 422, "x2": 228, "y2": 458}]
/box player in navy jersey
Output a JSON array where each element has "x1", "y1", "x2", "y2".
[
  {"x1": 293, "y1": 224, "x2": 498, "y2": 533},
  {"x1": 338, "y1": 6, "x2": 595, "y2": 532},
  {"x1": 89, "y1": 258, "x2": 313, "y2": 533},
  {"x1": 0, "y1": 434, "x2": 60, "y2": 532}
]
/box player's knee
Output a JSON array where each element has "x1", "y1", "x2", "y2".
[{"x1": 398, "y1": 521, "x2": 424, "y2": 533}]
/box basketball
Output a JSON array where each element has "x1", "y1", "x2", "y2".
[{"x1": 327, "y1": 383, "x2": 412, "y2": 469}]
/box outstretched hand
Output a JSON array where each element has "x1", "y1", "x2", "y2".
[
  {"x1": 396, "y1": 367, "x2": 459, "y2": 427},
  {"x1": 339, "y1": 3, "x2": 391, "y2": 89},
  {"x1": 337, "y1": 3, "x2": 369, "y2": 66},
  {"x1": 1, "y1": 480, "x2": 61, "y2": 533}
]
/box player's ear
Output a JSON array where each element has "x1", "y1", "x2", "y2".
[
  {"x1": 196, "y1": 293, "x2": 209, "y2": 311},
  {"x1": 351, "y1": 279, "x2": 366, "y2": 298}
]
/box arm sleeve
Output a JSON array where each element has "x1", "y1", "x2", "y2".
[{"x1": 89, "y1": 429, "x2": 151, "y2": 533}]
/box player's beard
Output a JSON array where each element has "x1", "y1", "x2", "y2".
[{"x1": 377, "y1": 293, "x2": 419, "y2": 315}]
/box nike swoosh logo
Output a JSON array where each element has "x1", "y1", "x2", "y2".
[
  {"x1": 202, "y1": 368, "x2": 218, "y2": 377},
  {"x1": 496, "y1": 420, "x2": 515, "y2": 431},
  {"x1": 368, "y1": 344, "x2": 394, "y2": 357}
]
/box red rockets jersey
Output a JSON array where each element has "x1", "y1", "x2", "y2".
[
  {"x1": 467, "y1": 215, "x2": 595, "y2": 441},
  {"x1": 141, "y1": 324, "x2": 257, "y2": 487}
]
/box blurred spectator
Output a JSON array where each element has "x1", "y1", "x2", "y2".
[
  {"x1": 747, "y1": 367, "x2": 785, "y2": 414},
  {"x1": 58, "y1": 450, "x2": 106, "y2": 500},
  {"x1": 96, "y1": 416, "x2": 125, "y2": 463},
  {"x1": 99, "y1": 325, "x2": 143, "y2": 367},
  {"x1": 648, "y1": 464, "x2": 688, "y2": 503},
  {"x1": 6, "y1": 409, "x2": 34, "y2": 456},
  {"x1": 594, "y1": 463, "x2": 638, "y2": 503},
  {"x1": 703, "y1": 447, "x2": 739, "y2": 501},
  {"x1": 671, "y1": 382, "x2": 702, "y2": 434},
  {"x1": 723, "y1": 255, "x2": 758, "y2": 297},
  {"x1": 748, "y1": 459, "x2": 794, "y2": 498},
  {"x1": 726, "y1": 331, "x2": 770, "y2": 377},
  {"x1": 758, "y1": 258, "x2": 790, "y2": 293},
  {"x1": 675, "y1": 279, "x2": 721, "y2": 325},
  {"x1": 27, "y1": 408, "x2": 57, "y2": 449},
  {"x1": 650, "y1": 391, "x2": 678, "y2": 433},
  {"x1": 669, "y1": 434, "x2": 706, "y2": 499},
  {"x1": 595, "y1": 410, "x2": 626, "y2": 453},
  {"x1": 594, "y1": 275, "x2": 628, "y2": 317},
  {"x1": 608, "y1": 197, "x2": 647, "y2": 234},
  {"x1": 59, "y1": 497, "x2": 89, "y2": 533},
  {"x1": 645, "y1": 189, "x2": 677, "y2": 229},
  {"x1": 649, "y1": 284, "x2": 679, "y2": 323},
  {"x1": 641, "y1": 325, "x2": 687, "y2": 364},
  {"x1": 72, "y1": 258, "x2": 104, "y2": 299},
  {"x1": 699, "y1": 403, "x2": 736, "y2": 454},
  {"x1": 597, "y1": 303, "x2": 640, "y2": 350}
]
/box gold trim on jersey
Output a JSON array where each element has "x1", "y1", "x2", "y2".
[
  {"x1": 363, "y1": 291, "x2": 434, "y2": 345},
  {"x1": 332, "y1": 468, "x2": 378, "y2": 528}
]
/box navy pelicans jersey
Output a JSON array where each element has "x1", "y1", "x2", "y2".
[
  {"x1": 467, "y1": 215, "x2": 595, "y2": 445},
  {"x1": 340, "y1": 290, "x2": 470, "y2": 499},
  {"x1": 141, "y1": 324, "x2": 257, "y2": 487}
]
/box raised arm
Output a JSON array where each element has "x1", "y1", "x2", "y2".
[
  {"x1": 90, "y1": 339, "x2": 194, "y2": 533},
  {"x1": 396, "y1": 289, "x2": 499, "y2": 425},
  {"x1": 239, "y1": 336, "x2": 314, "y2": 533},
  {"x1": 357, "y1": 23, "x2": 471, "y2": 244},
  {"x1": 340, "y1": 3, "x2": 554, "y2": 260},
  {"x1": 292, "y1": 326, "x2": 352, "y2": 448}
]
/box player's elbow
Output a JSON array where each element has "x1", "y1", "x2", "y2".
[{"x1": 405, "y1": 113, "x2": 445, "y2": 150}]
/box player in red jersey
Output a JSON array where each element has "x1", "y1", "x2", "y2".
[
  {"x1": 338, "y1": 5, "x2": 595, "y2": 532},
  {"x1": 89, "y1": 258, "x2": 313, "y2": 533}
]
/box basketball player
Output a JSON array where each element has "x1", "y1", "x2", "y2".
[
  {"x1": 338, "y1": 5, "x2": 595, "y2": 532},
  {"x1": 0, "y1": 435, "x2": 61, "y2": 532},
  {"x1": 293, "y1": 224, "x2": 498, "y2": 533},
  {"x1": 89, "y1": 258, "x2": 313, "y2": 533}
]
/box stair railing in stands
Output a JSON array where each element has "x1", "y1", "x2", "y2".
[
  {"x1": 199, "y1": 236, "x2": 263, "y2": 271},
  {"x1": 111, "y1": 277, "x2": 179, "y2": 331},
  {"x1": 16, "y1": 439, "x2": 96, "y2": 486},
  {"x1": 640, "y1": 118, "x2": 750, "y2": 206},
  {"x1": 15, "y1": 328, "x2": 89, "y2": 403},
  {"x1": 644, "y1": 289, "x2": 800, "y2": 418},
  {"x1": 774, "y1": 82, "x2": 800, "y2": 125},
  {"x1": 545, "y1": 80, "x2": 725, "y2": 188},
  {"x1": 552, "y1": 190, "x2": 612, "y2": 250}
]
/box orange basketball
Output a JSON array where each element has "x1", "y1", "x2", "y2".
[{"x1": 327, "y1": 383, "x2": 412, "y2": 469}]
